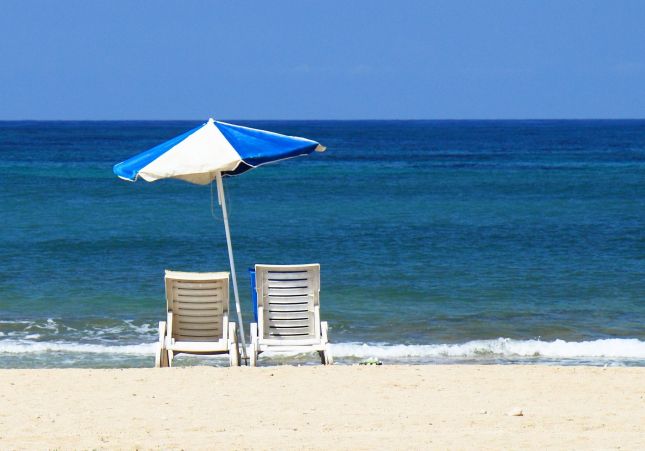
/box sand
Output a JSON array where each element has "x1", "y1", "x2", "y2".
[{"x1": 0, "y1": 365, "x2": 643, "y2": 450}]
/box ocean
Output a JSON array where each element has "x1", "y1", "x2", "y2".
[{"x1": 1, "y1": 120, "x2": 643, "y2": 367}]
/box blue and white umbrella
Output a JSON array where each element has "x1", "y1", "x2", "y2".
[
  {"x1": 114, "y1": 118, "x2": 325, "y2": 184},
  {"x1": 113, "y1": 118, "x2": 325, "y2": 360}
]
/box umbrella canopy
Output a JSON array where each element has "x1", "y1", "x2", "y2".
[
  {"x1": 113, "y1": 119, "x2": 326, "y2": 363},
  {"x1": 114, "y1": 118, "x2": 325, "y2": 184}
]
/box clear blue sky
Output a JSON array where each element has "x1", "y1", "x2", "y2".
[{"x1": 1, "y1": 1, "x2": 644, "y2": 119}]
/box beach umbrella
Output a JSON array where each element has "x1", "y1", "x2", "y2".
[{"x1": 113, "y1": 118, "x2": 325, "y2": 361}]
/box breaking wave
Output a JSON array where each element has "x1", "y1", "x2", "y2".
[
  {"x1": 1, "y1": 336, "x2": 643, "y2": 363},
  {"x1": 330, "y1": 338, "x2": 645, "y2": 360},
  {"x1": 0, "y1": 340, "x2": 155, "y2": 355}
]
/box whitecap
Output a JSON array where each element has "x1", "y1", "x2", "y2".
[
  {"x1": 0, "y1": 340, "x2": 155, "y2": 355},
  {"x1": 329, "y1": 338, "x2": 645, "y2": 359}
]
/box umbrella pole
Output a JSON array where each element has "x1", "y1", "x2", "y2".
[{"x1": 215, "y1": 172, "x2": 249, "y2": 364}]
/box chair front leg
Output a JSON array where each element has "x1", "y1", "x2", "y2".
[
  {"x1": 250, "y1": 322, "x2": 259, "y2": 367},
  {"x1": 155, "y1": 321, "x2": 167, "y2": 368},
  {"x1": 321, "y1": 321, "x2": 333, "y2": 365},
  {"x1": 228, "y1": 322, "x2": 240, "y2": 367}
]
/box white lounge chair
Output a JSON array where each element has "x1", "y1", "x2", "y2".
[
  {"x1": 249, "y1": 263, "x2": 332, "y2": 366},
  {"x1": 155, "y1": 270, "x2": 240, "y2": 367}
]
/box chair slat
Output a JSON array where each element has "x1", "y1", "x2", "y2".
[
  {"x1": 266, "y1": 271, "x2": 309, "y2": 280},
  {"x1": 173, "y1": 281, "x2": 223, "y2": 289},
  {"x1": 267, "y1": 303, "x2": 310, "y2": 313},
  {"x1": 176, "y1": 324, "x2": 221, "y2": 333},
  {"x1": 174, "y1": 334, "x2": 220, "y2": 342},
  {"x1": 269, "y1": 326, "x2": 311, "y2": 336},
  {"x1": 177, "y1": 321, "x2": 220, "y2": 330},
  {"x1": 266, "y1": 279, "x2": 312, "y2": 288},
  {"x1": 176, "y1": 308, "x2": 222, "y2": 317},
  {"x1": 177, "y1": 330, "x2": 221, "y2": 338},
  {"x1": 269, "y1": 319, "x2": 311, "y2": 328},
  {"x1": 176, "y1": 295, "x2": 222, "y2": 302},
  {"x1": 175, "y1": 302, "x2": 222, "y2": 315},
  {"x1": 177, "y1": 290, "x2": 223, "y2": 298},
  {"x1": 269, "y1": 311, "x2": 310, "y2": 320},
  {"x1": 267, "y1": 287, "x2": 312, "y2": 296},
  {"x1": 267, "y1": 295, "x2": 311, "y2": 304},
  {"x1": 177, "y1": 316, "x2": 222, "y2": 324}
]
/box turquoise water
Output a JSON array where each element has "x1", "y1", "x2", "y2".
[{"x1": 1, "y1": 120, "x2": 643, "y2": 367}]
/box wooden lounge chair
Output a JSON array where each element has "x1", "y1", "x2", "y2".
[
  {"x1": 249, "y1": 263, "x2": 332, "y2": 366},
  {"x1": 155, "y1": 270, "x2": 240, "y2": 367}
]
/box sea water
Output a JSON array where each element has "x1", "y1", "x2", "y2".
[{"x1": 0, "y1": 120, "x2": 643, "y2": 367}]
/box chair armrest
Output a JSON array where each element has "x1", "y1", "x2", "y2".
[
  {"x1": 256, "y1": 307, "x2": 264, "y2": 338},
  {"x1": 321, "y1": 321, "x2": 330, "y2": 343},
  {"x1": 222, "y1": 314, "x2": 229, "y2": 341},
  {"x1": 250, "y1": 322, "x2": 258, "y2": 343},
  {"x1": 314, "y1": 305, "x2": 321, "y2": 339},
  {"x1": 158, "y1": 321, "x2": 166, "y2": 345},
  {"x1": 166, "y1": 311, "x2": 174, "y2": 343},
  {"x1": 228, "y1": 322, "x2": 237, "y2": 345}
]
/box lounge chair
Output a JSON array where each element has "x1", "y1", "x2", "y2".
[
  {"x1": 155, "y1": 270, "x2": 240, "y2": 367},
  {"x1": 249, "y1": 263, "x2": 332, "y2": 366}
]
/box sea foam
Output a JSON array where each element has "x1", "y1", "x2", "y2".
[
  {"x1": 0, "y1": 340, "x2": 155, "y2": 355},
  {"x1": 330, "y1": 338, "x2": 645, "y2": 360},
  {"x1": 1, "y1": 337, "x2": 643, "y2": 361}
]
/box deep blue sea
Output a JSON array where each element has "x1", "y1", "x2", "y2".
[{"x1": 1, "y1": 120, "x2": 643, "y2": 367}]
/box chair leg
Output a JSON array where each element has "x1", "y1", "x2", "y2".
[
  {"x1": 324, "y1": 345, "x2": 333, "y2": 365},
  {"x1": 320, "y1": 321, "x2": 333, "y2": 365},
  {"x1": 155, "y1": 342, "x2": 162, "y2": 368},
  {"x1": 250, "y1": 347, "x2": 258, "y2": 367},
  {"x1": 228, "y1": 322, "x2": 240, "y2": 367},
  {"x1": 155, "y1": 321, "x2": 168, "y2": 368},
  {"x1": 232, "y1": 346, "x2": 240, "y2": 367},
  {"x1": 318, "y1": 350, "x2": 326, "y2": 365},
  {"x1": 161, "y1": 349, "x2": 169, "y2": 367},
  {"x1": 167, "y1": 350, "x2": 174, "y2": 367},
  {"x1": 250, "y1": 323, "x2": 258, "y2": 367}
]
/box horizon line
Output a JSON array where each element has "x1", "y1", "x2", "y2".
[{"x1": 1, "y1": 117, "x2": 645, "y2": 122}]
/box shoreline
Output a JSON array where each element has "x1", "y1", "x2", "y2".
[
  {"x1": 1, "y1": 365, "x2": 643, "y2": 449},
  {"x1": 2, "y1": 336, "x2": 645, "y2": 368}
]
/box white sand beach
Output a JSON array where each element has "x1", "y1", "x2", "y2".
[{"x1": 0, "y1": 365, "x2": 643, "y2": 450}]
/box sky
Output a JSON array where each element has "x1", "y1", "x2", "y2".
[{"x1": 1, "y1": 1, "x2": 644, "y2": 120}]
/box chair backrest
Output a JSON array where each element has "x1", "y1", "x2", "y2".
[
  {"x1": 165, "y1": 270, "x2": 229, "y2": 342},
  {"x1": 255, "y1": 264, "x2": 320, "y2": 341}
]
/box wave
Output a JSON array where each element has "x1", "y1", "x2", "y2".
[
  {"x1": 331, "y1": 338, "x2": 645, "y2": 360},
  {"x1": 0, "y1": 337, "x2": 644, "y2": 361},
  {"x1": 0, "y1": 318, "x2": 156, "y2": 341},
  {"x1": 0, "y1": 340, "x2": 155, "y2": 355}
]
